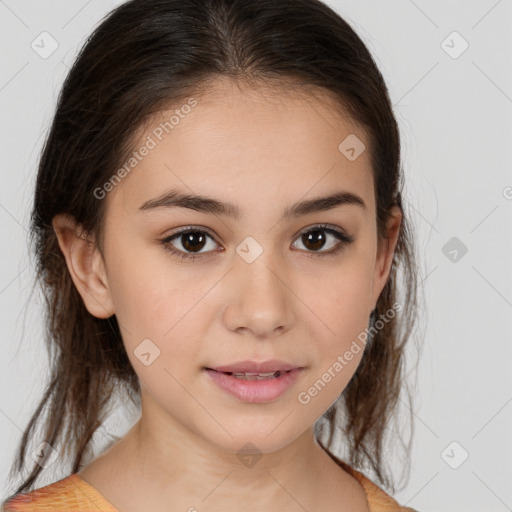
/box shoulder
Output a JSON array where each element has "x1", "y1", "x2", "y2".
[
  {"x1": 1, "y1": 474, "x2": 118, "y2": 512},
  {"x1": 329, "y1": 454, "x2": 418, "y2": 512}
]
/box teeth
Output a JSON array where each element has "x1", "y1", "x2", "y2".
[{"x1": 231, "y1": 371, "x2": 281, "y2": 380}]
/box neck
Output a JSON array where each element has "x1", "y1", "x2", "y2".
[
  {"x1": 128, "y1": 414, "x2": 327, "y2": 507},
  {"x1": 83, "y1": 390, "x2": 365, "y2": 512}
]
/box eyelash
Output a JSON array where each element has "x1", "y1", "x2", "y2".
[{"x1": 159, "y1": 223, "x2": 355, "y2": 262}]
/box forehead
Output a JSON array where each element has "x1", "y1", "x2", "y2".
[{"x1": 106, "y1": 77, "x2": 374, "y2": 217}]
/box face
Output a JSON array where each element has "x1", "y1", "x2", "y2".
[{"x1": 59, "y1": 77, "x2": 400, "y2": 456}]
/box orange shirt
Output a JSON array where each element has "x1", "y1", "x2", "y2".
[{"x1": 2, "y1": 460, "x2": 417, "y2": 512}]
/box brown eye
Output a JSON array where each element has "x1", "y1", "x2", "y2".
[
  {"x1": 292, "y1": 224, "x2": 354, "y2": 256},
  {"x1": 300, "y1": 229, "x2": 328, "y2": 251},
  {"x1": 179, "y1": 231, "x2": 208, "y2": 252},
  {"x1": 160, "y1": 223, "x2": 354, "y2": 262},
  {"x1": 161, "y1": 228, "x2": 219, "y2": 260}
]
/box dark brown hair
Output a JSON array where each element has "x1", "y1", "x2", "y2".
[{"x1": 3, "y1": 0, "x2": 421, "y2": 502}]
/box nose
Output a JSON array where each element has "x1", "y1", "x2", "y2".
[{"x1": 221, "y1": 248, "x2": 295, "y2": 339}]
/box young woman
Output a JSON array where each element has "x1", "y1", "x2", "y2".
[{"x1": 1, "y1": 0, "x2": 420, "y2": 510}]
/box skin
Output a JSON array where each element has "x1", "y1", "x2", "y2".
[{"x1": 53, "y1": 76, "x2": 401, "y2": 512}]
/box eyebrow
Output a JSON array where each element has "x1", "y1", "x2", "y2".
[{"x1": 138, "y1": 188, "x2": 366, "y2": 219}]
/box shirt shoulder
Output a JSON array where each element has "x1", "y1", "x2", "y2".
[
  {"x1": 1, "y1": 474, "x2": 118, "y2": 512},
  {"x1": 330, "y1": 455, "x2": 418, "y2": 512}
]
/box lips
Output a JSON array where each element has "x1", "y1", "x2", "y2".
[
  {"x1": 206, "y1": 360, "x2": 302, "y2": 374},
  {"x1": 203, "y1": 360, "x2": 305, "y2": 402}
]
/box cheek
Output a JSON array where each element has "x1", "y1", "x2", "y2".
[
  {"x1": 302, "y1": 252, "x2": 374, "y2": 345},
  {"x1": 109, "y1": 258, "x2": 207, "y2": 411},
  {"x1": 294, "y1": 254, "x2": 374, "y2": 407},
  {"x1": 109, "y1": 275, "x2": 208, "y2": 372},
  {"x1": 105, "y1": 235, "x2": 206, "y2": 333},
  {"x1": 103, "y1": 243, "x2": 214, "y2": 394}
]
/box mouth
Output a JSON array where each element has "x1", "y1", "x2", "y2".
[
  {"x1": 203, "y1": 361, "x2": 304, "y2": 403},
  {"x1": 206, "y1": 369, "x2": 294, "y2": 380},
  {"x1": 206, "y1": 360, "x2": 302, "y2": 374}
]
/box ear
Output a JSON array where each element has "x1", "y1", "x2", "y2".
[
  {"x1": 52, "y1": 213, "x2": 115, "y2": 319},
  {"x1": 369, "y1": 205, "x2": 402, "y2": 311}
]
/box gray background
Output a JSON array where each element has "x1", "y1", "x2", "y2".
[{"x1": 1, "y1": 1, "x2": 511, "y2": 511}]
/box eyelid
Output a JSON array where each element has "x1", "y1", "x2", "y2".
[
  {"x1": 164, "y1": 225, "x2": 217, "y2": 240},
  {"x1": 295, "y1": 222, "x2": 350, "y2": 239},
  {"x1": 164, "y1": 223, "x2": 349, "y2": 241}
]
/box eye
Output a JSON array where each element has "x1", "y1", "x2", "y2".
[
  {"x1": 160, "y1": 226, "x2": 219, "y2": 261},
  {"x1": 160, "y1": 223, "x2": 354, "y2": 261},
  {"x1": 291, "y1": 223, "x2": 354, "y2": 257}
]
